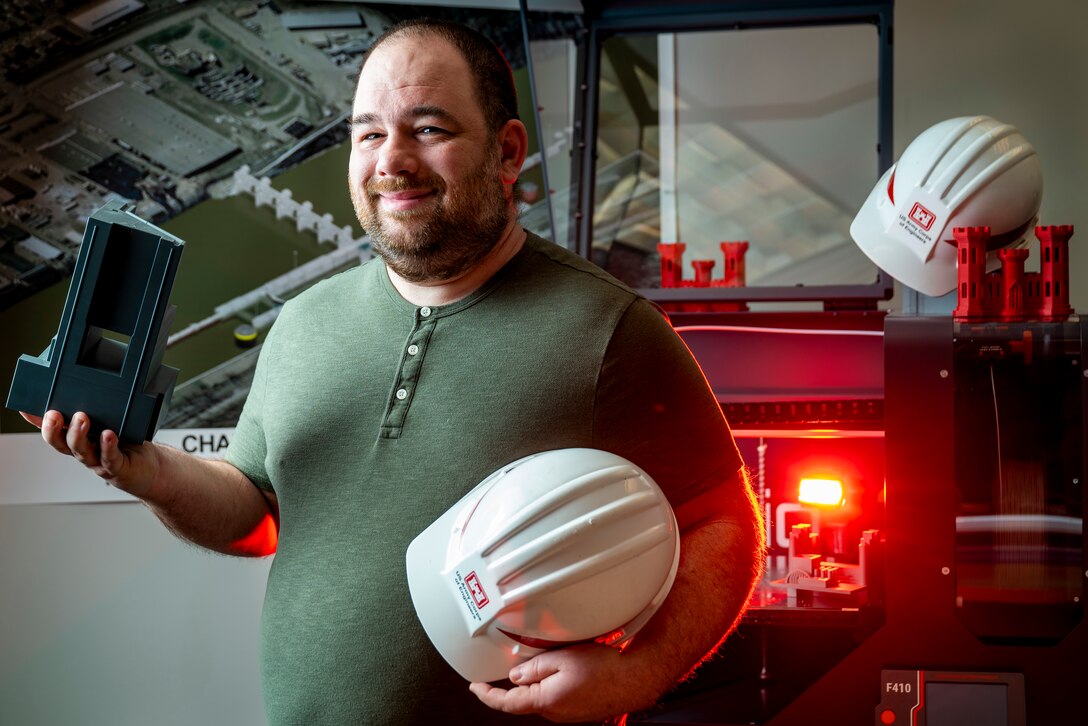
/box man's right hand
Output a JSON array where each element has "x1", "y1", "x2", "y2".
[{"x1": 21, "y1": 410, "x2": 160, "y2": 500}]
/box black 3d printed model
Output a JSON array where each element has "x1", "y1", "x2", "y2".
[{"x1": 6, "y1": 200, "x2": 184, "y2": 444}]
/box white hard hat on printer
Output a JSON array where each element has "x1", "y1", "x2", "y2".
[{"x1": 850, "y1": 115, "x2": 1043, "y2": 296}]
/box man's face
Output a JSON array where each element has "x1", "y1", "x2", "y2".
[{"x1": 348, "y1": 35, "x2": 511, "y2": 283}]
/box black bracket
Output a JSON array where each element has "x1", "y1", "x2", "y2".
[{"x1": 6, "y1": 200, "x2": 185, "y2": 444}]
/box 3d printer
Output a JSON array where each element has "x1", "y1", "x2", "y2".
[{"x1": 524, "y1": 2, "x2": 1085, "y2": 723}]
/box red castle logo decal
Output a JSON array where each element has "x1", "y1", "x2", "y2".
[
  {"x1": 465, "y1": 571, "x2": 489, "y2": 608},
  {"x1": 909, "y1": 202, "x2": 936, "y2": 231}
]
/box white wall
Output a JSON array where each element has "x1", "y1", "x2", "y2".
[{"x1": 0, "y1": 500, "x2": 270, "y2": 726}]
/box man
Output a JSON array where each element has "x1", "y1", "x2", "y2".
[{"x1": 23, "y1": 19, "x2": 762, "y2": 725}]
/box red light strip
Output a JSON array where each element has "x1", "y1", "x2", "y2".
[
  {"x1": 675, "y1": 324, "x2": 883, "y2": 337},
  {"x1": 912, "y1": 670, "x2": 924, "y2": 726}
]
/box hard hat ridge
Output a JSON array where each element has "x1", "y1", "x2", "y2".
[
  {"x1": 486, "y1": 484, "x2": 674, "y2": 598},
  {"x1": 929, "y1": 121, "x2": 1020, "y2": 201},
  {"x1": 918, "y1": 115, "x2": 991, "y2": 190}
]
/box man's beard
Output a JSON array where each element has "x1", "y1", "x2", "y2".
[{"x1": 352, "y1": 155, "x2": 511, "y2": 283}]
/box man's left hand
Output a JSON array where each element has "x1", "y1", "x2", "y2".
[{"x1": 469, "y1": 642, "x2": 662, "y2": 722}]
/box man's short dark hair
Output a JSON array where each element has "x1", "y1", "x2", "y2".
[{"x1": 362, "y1": 19, "x2": 520, "y2": 134}]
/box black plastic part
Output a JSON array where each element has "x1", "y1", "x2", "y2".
[{"x1": 6, "y1": 199, "x2": 184, "y2": 445}]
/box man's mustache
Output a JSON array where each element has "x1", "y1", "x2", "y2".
[{"x1": 367, "y1": 175, "x2": 447, "y2": 196}]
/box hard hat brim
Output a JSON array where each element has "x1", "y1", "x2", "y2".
[
  {"x1": 849, "y1": 165, "x2": 959, "y2": 297},
  {"x1": 406, "y1": 500, "x2": 541, "y2": 683}
]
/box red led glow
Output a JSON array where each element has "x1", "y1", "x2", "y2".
[
  {"x1": 799, "y1": 477, "x2": 845, "y2": 507},
  {"x1": 230, "y1": 511, "x2": 278, "y2": 557}
]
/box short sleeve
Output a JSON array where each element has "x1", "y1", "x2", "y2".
[
  {"x1": 592, "y1": 299, "x2": 743, "y2": 507},
  {"x1": 224, "y1": 319, "x2": 277, "y2": 492}
]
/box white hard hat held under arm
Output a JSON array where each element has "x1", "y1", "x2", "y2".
[{"x1": 405, "y1": 448, "x2": 680, "y2": 683}]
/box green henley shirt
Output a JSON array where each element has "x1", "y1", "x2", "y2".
[{"x1": 226, "y1": 232, "x2": 743, "y2": 724}]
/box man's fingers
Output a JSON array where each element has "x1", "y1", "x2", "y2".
[
  {"x1": 468, "y1": 682, "x2": 540, "y2": 715},
  {"x1": 32, "y1": 410, "x2": 137, "y2": 490},
  {"x1": 470, "y1": 653, "x2": 564, "y2": 715},
  {"x1": 65, "y1": 413, "x2": 101, "y2": 468},
  {"x1": 98, "y1": 430, "x2": 125, "y2": 477},
  {"x1": 510, "y1": 655, "x2": 561, "y2": 685},
  {"x1": 40, "y1": 411, "x2": 73, "y2": 455}
]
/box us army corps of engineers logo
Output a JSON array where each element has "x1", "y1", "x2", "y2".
[
  {"x1": 908, "y1": 202, "x2": 936, "y2": 231},
  {"x1": 451, "y1": 568, "x2": 492, "y2": 628}
]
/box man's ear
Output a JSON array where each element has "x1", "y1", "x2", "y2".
[{"x1": 496, "y1": 119, "x2": 529, "y2": 185}]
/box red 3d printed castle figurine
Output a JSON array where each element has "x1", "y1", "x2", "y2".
[
  {"x1": 658, "y1": 241, "x2": 750, "y2": 289},
  {"x1": 657, "y1": 241, "x2": 750, "y2": 312},
  {"x1": 953, "y1": 225, "x2": 1074, "y2": 322}
]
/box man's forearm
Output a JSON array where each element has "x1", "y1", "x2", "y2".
[
  {"x1": 139, "y1": 444, "x2": 278, "y2": 557},
  {"x1": 26, "y1": 410, "x2": 276, "y2": 558},
  {"x1": 623, "y1": 503, "x2": 764, "y2": 699}
]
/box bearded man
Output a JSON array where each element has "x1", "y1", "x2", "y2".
[{"x1": 23, "y1": 19, "x2": 762, "y2": 725}]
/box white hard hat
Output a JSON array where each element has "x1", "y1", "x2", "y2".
[
  {"x1": 406, "y1": 448, "x2": 680, "y2": 683},
  {"x1": 850, "y1": 115, "x2": 1043, "y2": 296}
]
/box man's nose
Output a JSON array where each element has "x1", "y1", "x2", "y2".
[{"x1": 376, "y1": 131, "x2": 418, "y2": 177}]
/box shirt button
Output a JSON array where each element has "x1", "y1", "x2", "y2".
[
  {"x1": 396, "y1": 388, "x2": 408, "y2": 400},
  {"x1": 407, "y1": 344, "x2": 419, "y2": 356},
  {"x1": 420, "y1": 306, "x2": 432, "y2": 318}
]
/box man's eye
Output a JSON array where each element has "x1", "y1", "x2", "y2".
[{"x1": 419, "y1": 127, "x2": 447, "y2": 136}]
